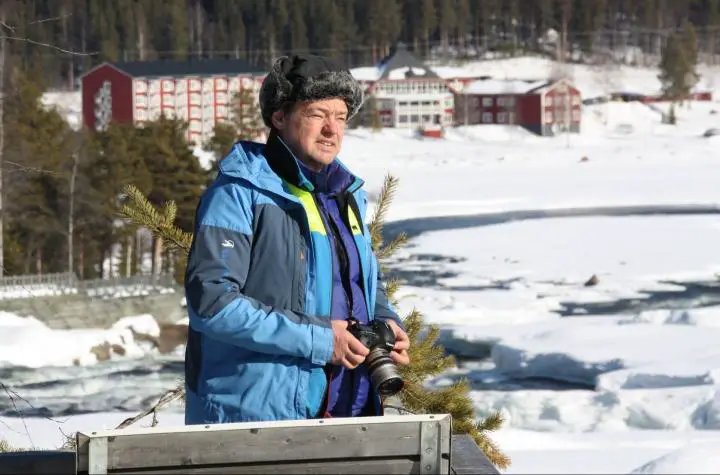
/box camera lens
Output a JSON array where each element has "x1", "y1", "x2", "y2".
[{"x1": 366, "y1": 348, "x2": 404, "y2": 397}]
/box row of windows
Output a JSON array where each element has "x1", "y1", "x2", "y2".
[
  {"x1": 545, "y1": 110, "x2": 582, "y2": 123},
  {"x1": 480, "y1": 109, "x2": 581, "y2": 123},
  {"x1": 135, "y1": 105, "x2": 227, "y2": 122},
  {"x1": 399, "y1": 100, "x2": 440, "y2": 107},
  {"x1": 134, "y1": 77, "x2": 260, "y2": 94},
  {"x1": 397, "y1": 113, "x2": 448, "y2": 125},
  {"x1": 473, "y1": 94, "x2": 581, "y2": 108},
  {"x1": 477, "y1": 96, "x2": 517, "y2": 107},
  {"x1": 547, "y1": 95, "x2": 581, "y2": 107},
  {"x1": 482, "y1": 112, "x2": 517, "y2": 123},
  {"x1": 374, "y1": 81, "x2": 448, "y2": 95}
]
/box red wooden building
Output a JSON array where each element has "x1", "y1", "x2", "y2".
[
  {"x1": 454, "y1": 77, "x2": 582, "y2": 136},
  {"x1": 81, "y1": 59, "x2": 266, "y2": 144}
]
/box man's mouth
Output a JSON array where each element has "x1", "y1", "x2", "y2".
[{"x1": 317, "y1": 140, "x2": 334, "y2": 147}]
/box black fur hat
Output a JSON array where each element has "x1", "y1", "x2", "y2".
[{"x1": 259, "y1": 54, "x2": 364, "y2": 128}]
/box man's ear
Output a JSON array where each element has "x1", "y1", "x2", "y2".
[{"x1": 271, "y1": 109, "x2": 286, "y2": 130}]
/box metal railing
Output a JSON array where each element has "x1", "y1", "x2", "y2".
[{"x1": 0, "y1": 272, "x2": 179, "y2": 301}]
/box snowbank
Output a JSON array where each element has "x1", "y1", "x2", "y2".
[{"x1": 0, "y1": 312, "x2": 165, "y2": 368}]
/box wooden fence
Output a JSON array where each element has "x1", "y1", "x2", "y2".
[{"x1": 0, "y1": 415, "x2": 501, "y2": 475}]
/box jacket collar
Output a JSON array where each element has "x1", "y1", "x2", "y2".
[{"x1": 217, "y1": 131, "x2": 364, "y2": 197}]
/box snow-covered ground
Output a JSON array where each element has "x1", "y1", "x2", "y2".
[{"x1": 4, "y1": 57, "x2": 720, "y2": 473}]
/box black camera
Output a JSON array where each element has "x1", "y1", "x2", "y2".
[{"x1": 347, "y1": 319, "x2": 404, "y2": 397}]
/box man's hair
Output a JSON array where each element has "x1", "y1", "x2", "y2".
[{"x1": 259, "y1": 54, "x2": 364, "y2": 128}]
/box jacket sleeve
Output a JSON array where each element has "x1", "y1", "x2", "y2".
[{"x1": 184, "y1": 181, "x2": 334, "y2": 366}]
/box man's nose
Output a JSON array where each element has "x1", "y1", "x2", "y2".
[{"x1": 322, "y1": 117, "x2": 340, "y2": 136}]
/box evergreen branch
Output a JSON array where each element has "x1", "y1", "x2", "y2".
[
  {"x1": 385, "y1": 276, "x2": 402, "y2": 303},
  {"x1": 376, "y1": 231, "x2": 407, "y2": 261},
  {"x1": 368, "y1": 174, "x2": 399, "y2": 251},
  {"x1": 477, "y1": 411, "x2": 505, "y2": 432},
  {"x1": 119, "y1": 184, "x2": 193, "y2": 254}
]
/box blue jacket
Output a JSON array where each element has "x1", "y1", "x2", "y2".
[{"x1": 184, "y1": 132, "x2": 402, "y2": 424}]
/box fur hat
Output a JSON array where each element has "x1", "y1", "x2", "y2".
[{"x1": 259, "y1": 54, "x2": 364, "y2": 128}]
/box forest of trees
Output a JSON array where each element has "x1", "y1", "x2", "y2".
[
  {"x1": 0, "y1": 0, "x2": 720, "y2": 89},
  {"x1": 1, "y1": 67, "x2": 208, "y2": 279}
]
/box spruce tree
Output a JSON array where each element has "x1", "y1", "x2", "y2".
[
  {"x1": 204, "y1": 87, "x2": 266, "y2": 171},
  {"x1": 658, "y1": 22, "x2": 700, "y2": 105},
  {"x1": 117, "y1": 175, "x2": 511, "y2": 470}
]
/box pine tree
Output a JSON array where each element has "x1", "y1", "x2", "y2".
[
  {"x1": 204, "y1": 87, "x2": 266, "y2": 170},
  {"x1": 117, "y1": 175, "x2": 511, "y2": 470},
  {"x1": 658, "y1": 21, "x2": 700, "y2": 103}
]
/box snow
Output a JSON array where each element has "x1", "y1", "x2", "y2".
[
  {"x1": 386, "y1": 66, "x2": 428, "y2": 80},
  {"x1": 0, "y1": 313, "x2": 162, "y2": 368},
  {"x1": 461, "y1": 78, "x2": 548, "y2": 95},
  {"x1": 5, "y1": 57, "x2": 720, "y2": 472}
]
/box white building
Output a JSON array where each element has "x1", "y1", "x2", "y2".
[{"x1": 351, "y1": 43, "x2": 455, "y2": 130}]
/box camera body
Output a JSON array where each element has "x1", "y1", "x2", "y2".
[{"x1": 347, "y1": 319, "x2": 404, "y2": 397}]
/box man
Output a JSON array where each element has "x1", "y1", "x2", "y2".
[{"x1": 184, "y1": 54, "x2": 410, "y2": 424}]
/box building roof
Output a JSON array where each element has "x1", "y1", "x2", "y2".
[
  {"x1": 460, "y1": 78, "x2": 574, "y2": 95},
  {"x1": 106, "y1": 58, "x2": 265, "y2": 78},
  {"x1": 378, "y1": 42, "x2": 439, "y2": 80},
  {"x1": 350, "y1": 42, "x2": 440, "y2": 82}
]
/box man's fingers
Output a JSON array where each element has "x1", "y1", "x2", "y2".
[
  {"x1": 347, "y1": 336, "x2": 370, "y2": 356},
  {"x1": 393, "y1": 339, "x2": 410, "y2": 351},
  {"x1": 345, "y1": 350, "x2": 366, "y2": 367},
  {"x1": 389, "y1": 350, "x2": 410, "y2": 366}
]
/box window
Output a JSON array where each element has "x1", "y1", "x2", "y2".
[
  {"x1": 498, "y1": 96, "x2": 515, "y2": 107},
  {"x1": 509, "y1": 112, "x2": 516, "y2": 124},
  {"x1": 399, "y1": 115, "x2": 408, "y2": 123},
  {"x1": 422, "y1": 101, "x2": 431, "y2": 106},
  {"x1": 482, "y1": 112, "x2": 493, "y2": 123},
  {"x1": 545, "y1": 111, "x2": 554, "y2": 123},
  {"x1": 572, "y1": 95, "x2": 581, "y2": 106},
  {"x1": 482, "y1": 97, "x2": 494, "y2": 107},
  {"x1": 434, "y1": 114, "x2": 441, "y2": 124},
  {"x1": 410, "y1": 114, "x2": 419, "y2": 123},
  {"x1": 422, "y1": 114, "x2": 431, "y2": 123},
  {"x1": 497, "y1": 112, "x2": 508, "y2": 123},
  {"x1": 572, "y1": 109, "x2": 581, "y2": 122},
  {"x1": 399, "y1": 101, "x2": 408, "y2": 107}
]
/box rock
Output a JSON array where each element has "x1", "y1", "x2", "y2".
[
  {"x1": 89, "y1": 341, "x2": 128, "y2": 362},
  {"x1": 130, "y1": 323, "x2": 188, "y2": 354},
  {"x1": 579, "y1": 156, "x2": 589, "y2": 162},
  {"x1": 89, "y1": 342, "x2": 111, "y2": 362},
  {"x1": 584, "y1": 274, "x2": 600, "y2": 287},
  {"x1": 157, "y1": 323, "x2": 188, "y2": 354}
]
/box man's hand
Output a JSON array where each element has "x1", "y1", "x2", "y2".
[
  {"x1": 330, "y1": 320, "x2": 369, "y2": 369},
  {"x1": 385, "y1": 320, "x2": 410, "y2": 366}
]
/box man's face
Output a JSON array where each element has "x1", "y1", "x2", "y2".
[{"x1": 271, "y1": 98, "x2": 348, "y2": 171}]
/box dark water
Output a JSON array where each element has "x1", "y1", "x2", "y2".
[
  {"x1": 382, "y1": 204, "x2": 720, "y2": 241},
  {"x1": 0, "y1": 358, "x2": 185, "y2": 417}
]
